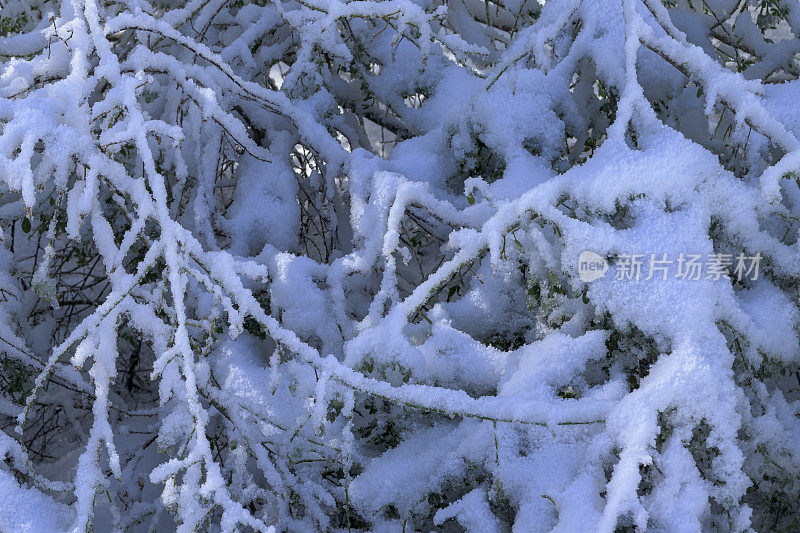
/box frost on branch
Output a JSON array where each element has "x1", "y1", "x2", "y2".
[{"x1": 0, "y1": 0, "x2": 799, "y2": 530}]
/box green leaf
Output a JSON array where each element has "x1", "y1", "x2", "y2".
[
  {"x1": 20, "y1": 218, "x2": 31, "y2": 233},
  {"x1": 467, "y1": 192, "x2": 475, "y2": 205},
  {"x1": 418, "y1": 310, "x2": 432, "y2": 324}
]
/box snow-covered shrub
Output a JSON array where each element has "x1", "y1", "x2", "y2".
[{"x1": 1, "y1": 0, "x2": 799, "y2": 530}]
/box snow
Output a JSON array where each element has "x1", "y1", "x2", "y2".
[
  {"x1": 0, "y1": 0, "x2": 799, "y2": 530},
  {"x1": 0, "y1": 469, "x2": 74, "y2": 532}
]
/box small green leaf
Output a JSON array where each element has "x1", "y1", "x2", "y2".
[
  {"x1": 20, "y1": 218, "x2": 31, "y2": 233},
  {"x1": 467, "y1": 192, "x2": 475, "y2": 205},
  {"x1": 418, "y1": 310, "x2": 432, "y2": 324}
]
